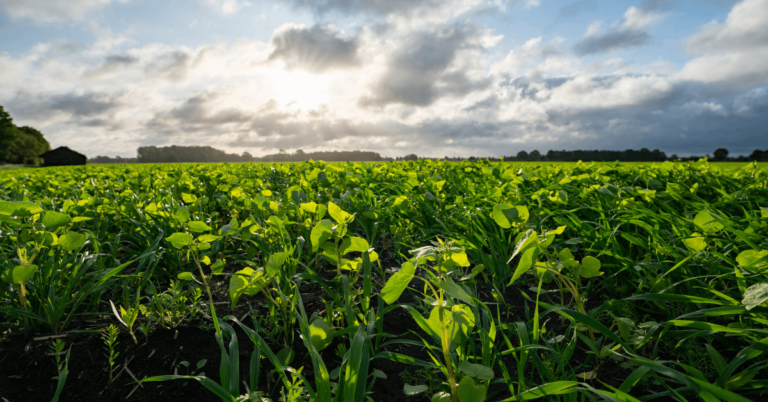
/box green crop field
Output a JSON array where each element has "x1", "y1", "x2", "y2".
[{"x1": 1, "y1": 159, "x2": 767, "y2": 402}]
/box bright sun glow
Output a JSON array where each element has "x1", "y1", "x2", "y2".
[{"x1": 272, "y1": 70, "x2": 330, "y2": 110}]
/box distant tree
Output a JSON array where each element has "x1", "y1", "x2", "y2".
[
  {"x1": 403, "y1": 154, "x2": 418, "y2": 161},
  {"x1": 713, "y1": 148, "x2": 729, "y2": 161},
  {"x1": 749, "y1": 150, "x2": 766, "y2": 162},
  {"x1": 516, "y1": 150, "x2": 529, "y2": 161},
  {"x1": 0, "y1": 105, "x2": 50, "y2": 164},
  {"x1": 295, "y1": 149, "x2": 305, "y2": 155},
  {"x1": 529, "y1": 150, "x2": 541, "y2": 161},
  {"x1": 279, "y1": 149, "x2": 287, "y2": 155},
  {"x1": 669, "y1": 154, "x2": 678, "y2": 161}
]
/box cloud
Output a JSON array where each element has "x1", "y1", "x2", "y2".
[
  {"x1": 286, "y1": 0, "x2": 508, "y2": 26},
  {"x1": 359, "y1": 23, "x2": 496, "y2": 107},
  {"x1": 678, "y1": 0, "x2": 768, "y2": 87},
  {"x1": 268, "y1": 24, "x2": 360, "y2": 73},
  {"x1": 9, "y1": 91, "x2": 122, "y2": 124},
  {"x1": 206, "y1": 0, "x2": 247, "y2": 14},
  {"x1": 87, "y1": 54, "x2": 139, "y2": 79},
  {"x1": 574, "y1": 6, "x2": 666, "y2": 55},
  {"x1": 144, "y1": 50, "x2": 193, "y2": 82},
  {"x1": 0, "y1": 0, "x2": 127, "y2": 23}
]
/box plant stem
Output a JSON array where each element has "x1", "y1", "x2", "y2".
[
  {"x1": 192, "y1": 251, "x2": 220, "y2": 336},
  {"x1": 19, "y1": 282, "x2": 29, "y2": 335}
]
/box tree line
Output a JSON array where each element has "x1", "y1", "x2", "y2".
[
  {"x1": 0, "y1": 105, "x2": 50, "y2": 165},
  {"x1": 88, "y1": 145, "x2": 768, "y2": 164},
  {"x1": 403, "y1": 148, "x2": 768, "y2": 162},
  {"x1": 89, "y1": 146, "x2": 393, "y2": 164}
]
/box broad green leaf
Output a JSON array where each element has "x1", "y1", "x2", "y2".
[
  {"x1": 173, "y1": 206, "x2": 190, "y2": 224},
  {"x1": 458, "y1": 361, "x2": 494, "y2": 380},
  {"x1": 181, "y1": 193, "x2": 198, "y2": 204},
  {"x1": 443, "y1": 277, "x2": 474, "y2": 306},
  {"x1": 742, "y1": 283, "x2": 768, "y2": 310},
  {"x1": 300, "y1": 202, "x2": 318, "y2": 213},
  {"x1": 404, "y1": 384, "x2": 428, "y2": 396},
  {"x1": 683, "y1": 233, "x2": 707, "y2": 253},
  {"x1": 177, "y1": 272, "x2": 195, "y2": 281},
  {"x1": 450, "y1": 251, "x2": 471, "y2": 267},
  {"x1": 0, "y1": 201, "x2": 43, "y2": 217},
  {"x1": 166, "y1": 233, "x2": 193, "y2": 249},
  {"x1": 58, "y1": 231, "x2": 87, "y2": 252},
  {"x1": 328, "y1": 202, "x2": 352, "y2": 224},
  {"x1": 457, "y1": 376, "x2": 486, "y2": 402},
  {"x1": 71, "y1": 217, "x2": 92, "y2": 223},
  {"x1": 211, "y1": 259, "x2": 225, "y2": 275},
  {"x1": 426, "y1": 304, "x2": 475, "y2": 346},
  {"x1": 42, "y1": 211, "x2": 71, "y2": 229},
  {"x1": 189, "y1": 221, "x2": 212, "y2": 232},
  {"x1": 580, "y1": 256, "x2": 603, "y2": 278},
  {"x1": 381, "y1": 262, "x2": 415, "y2": 305},
  {"x1": 340, "y1": 237, "x2": 369, "y2": 255},
  {"x1": 392, "y1": 195, "x2": 408, "y2": 209},
  {"x1": 492, "y1": 203, "x2": 529, "y2": 228},
  {"x1": 310, "y1": 220, "x2": 334, "y2": 252},
  {"x1": 309, "y1": 318, "x2": 334, "y2": 351},
  {"x1": 197, "y1": 234, "x2": 221, "y2": 243},
  {"x1": 1, "y1": 265, "x2": 38, "y2": 285},
  {"x1": 266, "y1": 251, "x2": 290, "y2": 277},
  {"x1": 694, "y1": 210, "x2": 724, "y2": 233},
  {"x1": 229, "y1": 268, "x2": 265, "y2": 308},
  {"x1": 736, "y1": 250, "x2": 768, "y2": 272}
]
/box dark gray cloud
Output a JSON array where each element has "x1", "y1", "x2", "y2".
[
  {"x1": 574, "y1": 28, "x2": 651, "y2": 55},
  {"x1": 359, "y1": 24, "x2": 491, "y2": 107},
  {"x1": 144, "y1": 50, "x2": 192, "y2": 82},
  {"x1": 574, "y1": 7, "x2": 662, "y2": 55},
  {"x1": 149, "y1": 91, "x2": 250, "y2": 129},
  {"x1": 87, "y1": 54, "x2": 139, "y2": 78},
  {"x1": 10, "y1": 91, "x2": 121, "y2": 119},
  {"x1": 268, "y1": 24, "x2": 360, "y2": 73}
]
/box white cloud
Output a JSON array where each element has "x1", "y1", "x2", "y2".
[
  {"x1": 206, "y1": 0, "x2": 248, "y2": 14},
  {"x1": 0, "y1": 0, "x2": 128, "y2": 22},
  {"x1": 678, "y1": 0, "x2": 768, "y2": 87}
]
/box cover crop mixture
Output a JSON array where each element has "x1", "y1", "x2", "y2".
[{"x1": 1, "y1": 159, "x2": 767, "y2": 402}]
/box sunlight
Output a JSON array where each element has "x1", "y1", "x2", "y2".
[{"x1": 272, "y1": 70, "x2": 330, "y2": 110}]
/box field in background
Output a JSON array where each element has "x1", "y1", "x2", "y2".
[{"x1": 1, "y1": 159, "x2": 767, "y2": 401}]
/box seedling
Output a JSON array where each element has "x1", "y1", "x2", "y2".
[{"x1": 102, "y1": 324, "x2": 120, "y2": 382}]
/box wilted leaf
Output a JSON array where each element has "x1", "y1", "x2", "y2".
[
  {"x1": 404, "y1": 384, "x2": 428, "y2": 396},
  {"x1": 743, "y1": 283, "x2": 768, "y2": 310}
]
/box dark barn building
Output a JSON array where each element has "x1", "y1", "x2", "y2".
[{"x1": 40, "y1": 147, "x2": 87, "y2": 167}]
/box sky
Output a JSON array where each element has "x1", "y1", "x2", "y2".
[{"x1": 0, "y1": 0, "x2": 767, "y2": 158}]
